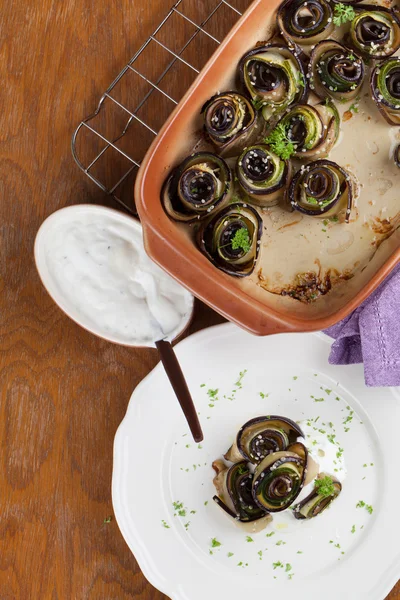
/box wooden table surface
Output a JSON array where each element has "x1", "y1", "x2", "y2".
[{"x1": 1, "y1": 0, "x2": 398, "y2": 598}]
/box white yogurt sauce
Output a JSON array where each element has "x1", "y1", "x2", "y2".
[{"x1": 43, "y1": 212, "x2": 194, "y2": 346}]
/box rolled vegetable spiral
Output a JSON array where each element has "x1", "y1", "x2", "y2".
[
  {"x1": 309, "y1": 40, "x2": 365, "y2": 102},
  {"x1": 349, "y1": 7, "x2": 400, "y2": 59},
  {"x1": 212, "y1": 460, "x2": 271, "y2": 525},
  {"x1": 288, "y1": 160, "x2": 354, "y2": 222},
  {"x1": 239, "y1": 43, "x2": 307, "y2": 120},
  {"x1": 293, "y1": 473, "x2": 342, "y2": 519},
  {"x1": 277, "y1": 0, "x2": 334, "y2": 45},
  {"x1": 162, "y1": 153, "x2": 232, "y2": 223},
  {"x1": 236, "y1": 145, "x2": 289, "y2": 207},
  {"x1": 201, "y1": 92, "x2": 263, "y2": 157},
  {"x1": 197, "y1": 203, "x2": 262, "y2": 277},
  {"x1": 371, "y1": 57, "x2": 400, "y2": 126},
  {"x1": 252, "y1": 442, "x2": 308, "y2": 512},
  {"x1": 274, "y1": 100, "x2": 340, "y2": 159},
  {"x1": 225, "y1": 416, "x2": 305, "y2": 465}
]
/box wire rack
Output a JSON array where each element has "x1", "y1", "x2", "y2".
[{"x1": 71, "y1": 0, "x2": 251, "y2": 216}]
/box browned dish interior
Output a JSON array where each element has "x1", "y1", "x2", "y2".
[{"x1": 135, "y1": 0, "x2": 400, "y2": 336}]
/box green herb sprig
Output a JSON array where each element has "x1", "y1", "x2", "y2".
[
  {"x1": 265, "y1": 122, "x2": 296, "y2": 160},
  {"x1": 231, "y1": 228, "x2": 251, "y2": 253},
  {"x1": 314, "y1": 476, "x2": 335, "y2": 498},
  {"x1": 333, "y1": 3, "x2": 356, "y2": 26}
]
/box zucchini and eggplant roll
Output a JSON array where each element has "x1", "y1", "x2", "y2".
[
  {"x1": 202, "y1": 92, "x2": 263, "y2": 157},
  {"x1": 371, "y1": 57, "x2": 400, "y2": 126},
  {"x1": 272, "y1": 100, "x2": 340, "y2": 160},
  {"x1": 252, "y1": 442, "x2": 308, "y2": 512},
  {"x1": 236, "y1": 145, "x2": 289, "y2": 206},
  {"x1": 239, "y1": 43, "x2": 307, "y2": 120},
  {"x1": 277, "y1": 0, "x2": 335, "y2": 46},
  {"x1": 162, "y1": 153, "x2": 232, "y2": 223},
  {"x1": 212, "y1": 460, "x2": 272, "y2": 529},
  {"x1": 309, "y1": 40, "x2": 365, "y2": 102},
  {"x1": 225, "y1": 416, "x2": 304, "y2": 464},
  {"x1": 197, "y1": 203, "x2": 262, "y2": 277},
  {"x1": 288, "y1": 160, "x2": 354, "y2": 222},
  {"x1": 293, "y1": 473, "x2": 342, "y2": 519},
  {"x1": 349, "y1": 7, "x2": 400, "y2": 59}
]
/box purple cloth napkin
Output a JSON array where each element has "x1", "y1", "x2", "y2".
[{"x1": 324, "y1": 264, "x2": 400, "y2": 387}]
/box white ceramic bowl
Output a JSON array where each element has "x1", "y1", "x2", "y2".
[{"x1": 34, "y1": 204, "x2": 194, "y2": 348}]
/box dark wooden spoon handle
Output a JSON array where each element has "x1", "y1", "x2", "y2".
[{"x1": 156, "y1": 339, "x2": 203, "y2": 443}]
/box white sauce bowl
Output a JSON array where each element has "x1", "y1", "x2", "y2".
[{"x1": 34, "y1": 204, "x2": 194, "y2": 348}]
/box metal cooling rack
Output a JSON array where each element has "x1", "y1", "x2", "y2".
[{"x1": 71, "y1": 0, "x2": 247, "y2": 216}]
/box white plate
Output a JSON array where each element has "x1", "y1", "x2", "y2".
[{"x1": 112, "y1": 323, "x2": 400, "y2": 600}]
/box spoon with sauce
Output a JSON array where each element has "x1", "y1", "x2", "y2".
[{"x1": 34, "y1": 204, "x2": 203, "y2": 442}]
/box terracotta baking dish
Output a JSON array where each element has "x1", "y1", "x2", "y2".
[{"x1": 135, "y1": 0, "x2": 400, "y2": 336}]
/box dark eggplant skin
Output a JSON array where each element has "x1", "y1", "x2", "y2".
[
  {"x1": 252, "y1": 442, "x2": 308, "y2": 512},
  {"x1": 293, "y1": 475, "x2": 342, "y2": 520},
  {"x1": 212, "y1": 460, "x2": 270, "y2": 524},
  {"x1": 349, "y1": 5, "x2": 400, "y2": 59},
  {"x1": 235, "y1": 415, "x2": 304, "y2": 464},
  {"x1": 238, "y1": 43, "x2": 309, "y2": 113},
  {"x1": 197, "y1": 203, "x2": 263, "y2": 278},
  {"x1": 370, "y1": 57, "x2": 400, "y2": 126},
  {"x1": 161, "y1": 152, "x2": 232, "y2": 223},
  {"x1": 308, "y1": 40, "x2": 365, "y2": 103},
  {"x1": 277, "y1": 0, "x2": 334, "y2": 46},
  {"x1": 288, "y1": 159, "x2": 354, "y2": 223},
  {"x1": 236, "y1": 145, "x2": 289, "y2": 206},
  {"x1": 201, "y1": 91, "x2": 263, "y2": 157}
]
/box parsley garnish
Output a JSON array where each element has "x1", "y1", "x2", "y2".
[
  {"x1": 161, "y1": 520, "x2": 170, "y2": 529},
  {"x1": 266, "y1": 531, "x2": 275, "y2": 537},
  {"x1": 265, "y1": 122, "x2": 296, "y2": 160},
  {"x1": 211, "y1": 538, "x2": 222, "y2": 548},
  {"x1": 259, "y1": 392, "x2": 270, "y2": 399},
  {"x1": 351, "y1": 525, "x2": 356, "y2": 534},
  {"x1": 356, "y1": 500, "x2": 373, "y2": 514},
  {"x1": 333, "y1": 3, "x2": 356, "y2": 26},
  {"x1": 235, "y1": 370, "x2": 247, "y2": 387},
  {"x1": 173, "y1": 501, "x2": 187, "y2": 517},
  {"x1": 314, "y1": 476, "x2": 335, "y2": 498},
  {"x1": 276, "y1": 540, "x2": 286, "y2": 546},
  {"x1": 104, "y1": 516, "x2": 112, "y2": 524},
  {"x1": 285, "y1": 563, "x2": 292, "y2": 572},
  {"x1": 258, "y1": 550, "x2": 263, "y2": 559},
  {"x1": 246, "y1": 536, "x2": 254, "y2": 543},
  {"x1": 273, "y1": 561, "x2": 284, "y2": 569},
  {"x1": 231, "y1": 228, "x2": 251, "y2": 253},
  {"x1": 227, "y1": 552, "x2": 234, "y2": 557}
]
